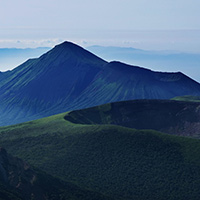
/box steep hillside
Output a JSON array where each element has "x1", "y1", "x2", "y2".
[
  {"x1": 0, "y1": 147, "x2": 112, "y2": 200},
  {"x1": 0, "y1": 42, "x2": 106, "y2": 125},
  {"x1": 74, "y1": 61, "x2": 200, "y2": 106},
  {"x1": 65, "y1": 99, "x2": 200, "y2": 138},
  {"x1": 1, "y1": 41, "x2": 200, "y2": 126},
  {"x1": 0, "y1": 112, "x2": 200, "y2": 199}
]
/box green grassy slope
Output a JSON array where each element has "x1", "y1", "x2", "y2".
[
  {"x1": 172, "y1": 95, "x2": 200, "y2": 102},
  {"x1": 0, "y1": 112, "x2": 200, "y2": 199}
]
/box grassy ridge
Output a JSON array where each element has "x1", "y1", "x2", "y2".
[
  {"x1": 0, "y1": 115, "x2": 113, "y2": 200},
  {"x1": 172, "y1": 95, "x2": 200, "y2": 102},
  {"x1": 0, "y1": 112, "x2": 200, "y2": 199}
]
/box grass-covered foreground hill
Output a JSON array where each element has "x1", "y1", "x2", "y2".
[{"x1": 0, "y1": 106, "x2": 200, "y2": 200}]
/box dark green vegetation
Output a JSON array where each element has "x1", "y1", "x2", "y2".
[
  {"x1": 0, "y1": 109, "x2": 200, "y2": 200},
  {"x1": 65, "y1": 99, "x2": 200, "y2": 138},
  {"x1": 1, "y1": 41, "x2": 200, "y2": 126},
  {"x1": 0, "y1": 183, "x2": 22, "y2": 200},
  {"x1": 0, "y1": 147, "x2": 112, "y2": 200}
]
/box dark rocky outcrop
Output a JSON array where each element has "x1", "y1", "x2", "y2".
[{"x1": 65, "y1": 99, "x2": 200, "y2": 138}]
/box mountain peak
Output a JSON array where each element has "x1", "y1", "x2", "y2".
[
  {"x1": 43, "y1": 41, "x2": 106, "y2": 64},
  {"x1": 54, "y1": 41, "x2": 82, "y2": 50},
  {"x1": 51, "y1": 41, "x2": 84, "y2": 55}
]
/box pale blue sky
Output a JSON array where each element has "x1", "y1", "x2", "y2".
[{"x1": 0, "y1": 0, "x2": 200, "y2": 52}]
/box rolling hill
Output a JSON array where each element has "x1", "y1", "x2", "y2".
[
  {"x1": 1, "y1": 41, "x2": 200, "y2": 125},
  {"x1": 0, "y1": 104, "x2": 200, "y2": 200}
]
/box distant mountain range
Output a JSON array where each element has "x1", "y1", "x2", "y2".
[
  {"x1": 0, "y1": 47, "x2": 50, "y2": 71},
  {"x1": 87, "y1": 45, "x2": 200, "y2": 82},
  {"x1": 1, "y1": 41, "x2": 200, "y2": 126}
]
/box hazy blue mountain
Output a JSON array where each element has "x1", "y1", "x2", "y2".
[
  {"x1": 0, "y1": 42, "x2": 106, "y2": 125},
  {"x1": 1, "y1": 41, "x2": 200, "y2": 126},
  {"x1": 87, "y1": 45, "x2": 200, "y2": 82},
  {"x1": 0, "y1": 47, "x2": 50, "y2": 71}
]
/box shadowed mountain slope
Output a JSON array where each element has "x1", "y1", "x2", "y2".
[
  {"x1": 0, "y1": 42, "x2": 106, "y2": 125},
  {"x1": 0, "y1": 112, "x2": 200, "y2": 199},
  {"x1": 73, "y1": 61, "x2": 200, "y2": 107},
  {"x1": 1, "y1": 41, "x2": 200, "y2": 125}
]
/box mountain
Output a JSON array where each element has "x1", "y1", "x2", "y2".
[
  {"x1": 0, "y1": 147, "x2": 113, "y2": 200},
  {"x1": 65, "y1": 99, "x2": 200, "y2": 138},
  {"x1": 1, "y1": 41, "x2": 200, "y2": 126},
  {"x1": 0, "y1": 109, "x2": 200, "y2": 200},
  {"x1": 0, "y1": 42, "x2": 106, "y2": 125}
]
